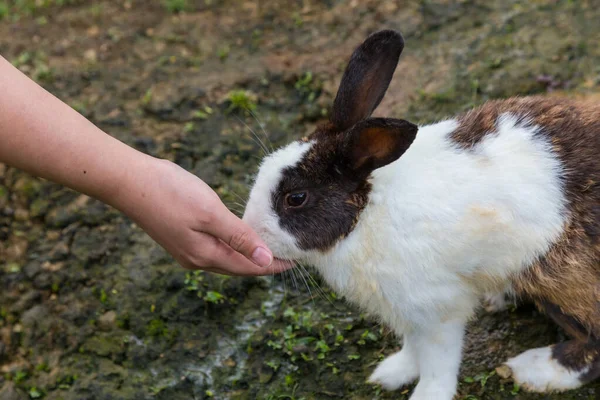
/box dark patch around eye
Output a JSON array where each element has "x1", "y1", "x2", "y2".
[{"x1": 272, "y1": 137, "x2": 372, "y2": 252}]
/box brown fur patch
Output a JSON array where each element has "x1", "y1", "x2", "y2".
[
  {"x1": 543, "y1": 300, "x2": 600, "y2": 383},
  {"x1": 451, "y1": 96, "x2": 600, "y2": 340}
]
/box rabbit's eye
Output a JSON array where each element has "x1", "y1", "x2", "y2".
[{"x1": 285, "y1": 191, "x2": 308, "y2": 208}]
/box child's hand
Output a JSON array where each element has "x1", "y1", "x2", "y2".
[{"x1": 116, "y1": 158, "x2": 293, "y2": 276}]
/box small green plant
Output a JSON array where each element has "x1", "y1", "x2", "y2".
[
  {"x1": 163, "y1": 0, "x2": 188, "y2": 13},
  {"x1": 0, "y1": 2, "x2": 8, "y2": 19},
  {"x1": 184, "y1": 270, "x2": 203, "y2": 291},
  {"x1": 357, "y1": 329, "x2": 378, "y2": 345},
  {"x1": 56, "y1": 374, "x2": 77, "y2": 390},
  {"x1": 99, "y1": 289, "x2": 108, "y2": 304},
  {"x1": 184, "y1": 122, "x2": 195, "y2": 133},
  {"x1": 225, "y1": 90, "x2": 257, "y2": 114},
  {"x1": 14, "y1": 370, "x2": 28, "y2": 384},
  {"x1": 33, "y1": 63, "x2": 54, "y2": 83},
  {"x1": 141, "y1": 88, "x2": 153, "y2": 106},
  {"x1": 193, "y1": 106, "x2": 213, "y2": 120},
  {"x1": 28, "y1": 387, "x2": 43, "y2": 399},
  {"x1": 217, "y1": 45, "x2": 230, "y2": 61},
  {"x1": 35, "y1": 363, "x2": 50, "y2": 373},
  {"x1": 510, "y1": 383, "x2": 520, "y2": 395},
  {"x1": 146, "y1": 319, "x2": 168, "y2": 337},
  {"x1": 203, "y1": 291, "x2": 225, "y2": 304},
  {"x1": 294, "y1": 71, "x2": 321, "y2": 102},
  {"x1": 265, "y1": 360, "x2": 280, "y2": 371},
  {"x1": 292, "y1": 12, "x2": 303, "y2": 27}
]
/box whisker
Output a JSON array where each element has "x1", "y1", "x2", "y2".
[
  {"x1": 232, "y1": 201, "x2": 247, "y2": 210},
  {"x1": 234, "y1": 115, "x2": 270, "y2": 155},
  {"x1": 289, "y1": 266, "x2": 300, "y2": 291},
  {"x1": 297, "y1": 262, "x2": 338, "y2": 308},
  {"x1": 247, "y1": 107, "x2": 274, "y2": 153},
  {"x1": 295, "y1": 264, "x2": 315, "y2": 306},
  {"x1": 229, "y1": 191, "x2": 248, "y2": 206}
]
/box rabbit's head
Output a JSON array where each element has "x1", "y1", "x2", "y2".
[{"x1": 243, "y1": 30, "x2": 418, "y2": 262}]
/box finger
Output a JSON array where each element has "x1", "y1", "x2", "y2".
[
  {"x1": 201, "y1": 206, "x2": 274, "y2": 268},
  {"x1": 200, "y1": 237, "x2": 294, "y2": 277}
]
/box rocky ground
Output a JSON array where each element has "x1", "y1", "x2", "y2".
[{"x1": 0, "y1": 0, "x2": 599, "y2": 399}]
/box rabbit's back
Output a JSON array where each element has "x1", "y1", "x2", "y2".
[{"x1": 452, "y1": 96, "x2": 600, "y2": 337}]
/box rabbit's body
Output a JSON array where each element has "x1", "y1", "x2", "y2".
[
  {"x1": 310, "y1": 106, "x2": 568, "y2": 330},
  {"x1": 243, "y1": 30, "x2": 600, "y2": 399}
]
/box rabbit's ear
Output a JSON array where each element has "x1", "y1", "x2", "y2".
[
  {"x1": 342, "y1": 118, "x2": 417, "y2": 178},
  {"x1": 331, "y1": 30, "x2": 404, "y2": 132}
]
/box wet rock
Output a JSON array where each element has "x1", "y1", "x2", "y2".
[
  {"x1": 0, "y1": 382, "x2": 27, "y2": 400},
  {"x1": 4, "y1": 235, "x2": 29, "y2": 262},
  {"x1": 98, "y1": 311, "x2": 117, "y2": 331},
  {"x1": 49, "y1": 240, "x2": 70, "y2": 261},
  {"x1": 84, "y1": 49, "x2": 97, "y2": 63},
  {"x1": 82, "y1": 334, "x2": 124, "y2": 358},
  {"x1": 12, "y1": 176, "x2": 41, "y2": 201},
  {"x1": 45, "y1": 195, "x2": 90, "y2": 228},
  {"x1": 29, "y1": 198, "x2": 50, "y2": 218},
  {"x1": 45, "y1": 206, "x2": 79, "y2": 228},
  {"x1": 142, "y1": 82, "x2": 206, "y2": 121},
  {"x1": 13, "y1": 208, "x2": 29, "y2": 222},
  {"x1": 20, "y1": 304, "x2": 49, "y2": 330},
  {"x1": 80, "y1": 200, "x2": 112, "y2": 226},
  {"x1": 71, "y1": 227, "x2": 112, "y2": 264},
  {"x1": 192, "y1": 159, "x2": 220, "y2": 187},
  {"x1": 166, "y1": 274, "x2": 184, "y2": 291},
  {"x1": 0, "y1": 184, "x2": 8, "y2": 209},
  {"x1": 258, "y1": 367, "x2": 273, "y2": 384},
  {"x1": 10, "y1": 290, "x2": 41, "y2": 314},
  {"x1": 133, "y1": 137, "x2": 157, "y2": 156},
  {"x1": 33, "y1": 272, "x2": 56, "y2": 290}
]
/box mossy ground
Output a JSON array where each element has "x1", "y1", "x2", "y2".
[{"x1": 1, "y1": 1, "x2": 599, "y2": 399}]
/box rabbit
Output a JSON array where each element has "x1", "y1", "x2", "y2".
[{"x1": 242, "y1": 29, "x2": 600, "y2": 400}]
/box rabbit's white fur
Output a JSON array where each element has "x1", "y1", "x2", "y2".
[{"x1": 244, "y1": 114, "x2": 567, "y2": 399}]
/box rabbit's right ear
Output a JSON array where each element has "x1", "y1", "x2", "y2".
[{"x1": 330, "y1": 30, "x2": 404, "y2": 132}]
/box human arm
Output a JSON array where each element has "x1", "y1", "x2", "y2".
[{"x1": 0, "y1": 55, "x2": 290, "y2": 276}]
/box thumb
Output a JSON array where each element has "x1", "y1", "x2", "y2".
[{"x1": 202, "y1": 206, "x2": 274, "y2": 268}]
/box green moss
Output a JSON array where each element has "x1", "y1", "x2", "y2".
[
  {"x1": 163, "y1": 0, "x2": 188, "y2": 13},
  {"x1": 225, "y1": 90, "x2": 257, "y2": 114},
  {"x1": 0, "y1": 2, "x2": 8, "y2": 19}
]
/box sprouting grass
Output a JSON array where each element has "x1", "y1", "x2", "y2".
[
  {"x1": 0, "y1": 0, "x2": 81, "y2": 20},
  {"x1": 163, "y1": 0, "x2": 188, "y2": 13},
  {"x1": 0, "y1": 2, "x2": 9, "y2": 19},
  {"x1": 226, "y1": 89, "x2": 258, "y2": 114}
]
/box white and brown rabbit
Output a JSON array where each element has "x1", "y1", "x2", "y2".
[{"x1": 243, "y1": 29, "x2": 600, "y2": 400}]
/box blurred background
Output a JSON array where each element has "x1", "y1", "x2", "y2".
[{"x1": 0, "y1": 1, "x2": 598, "y2": 399}]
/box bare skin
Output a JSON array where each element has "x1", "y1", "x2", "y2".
[{"x1": 0, "y1": 55, "x2": 291, "y2": 276}]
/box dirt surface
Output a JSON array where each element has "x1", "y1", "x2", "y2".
[{"x1": 0, "y1": 1, "x2": 599, "y2": 399}]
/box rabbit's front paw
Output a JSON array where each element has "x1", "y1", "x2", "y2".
[{"x1": 368, "y1": 350, "x2": 419, "y2": 390}]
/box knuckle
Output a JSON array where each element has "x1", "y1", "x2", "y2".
[
  {"x1": 197, "y1": 209, "x2": 216, "y2": 228},
  {"x1": 229, "y1": 230, "x2": 250, "y2": 252},
  {"x1": 190, "y1": 254, "x2": 210, "y2": 268}
]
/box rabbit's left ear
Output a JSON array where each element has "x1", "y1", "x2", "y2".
[
  {"x1": 330, "y1": 30, "x2": 405, "y2": 132},
  {"x1": 341, "y1": 118, "x2": 418, "y2": 178}
]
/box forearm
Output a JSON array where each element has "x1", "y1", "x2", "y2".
[{"x1": 0, "y1": 55, "x2": 149, "y2": 211}]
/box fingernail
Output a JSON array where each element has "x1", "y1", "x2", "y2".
[{"x1": 252, "y1": 247, "x2": 273, "y2": 267}]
